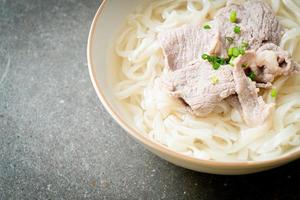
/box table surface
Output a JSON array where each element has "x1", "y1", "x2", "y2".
[{"x1": 0, "y1": 0, "x2": 299, "y2": 199}]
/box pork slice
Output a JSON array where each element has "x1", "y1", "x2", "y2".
[
  {"x1": 215, "y1": 0, "x2": 283, "y2": 55},
  {"x1": 254, "y1": 43, "x2": 300, "y2": 83},
  {"x1": 158, "y1": 23, "x2": 221, "y2": 71},
  {"x1": 232, "y1": 54, "x2": 274, "y2": 126},
  {"x1": 162, "y1": 61, "x2": 236, "y2": 115},
  {"x1": 237, "y1": 43, "x2": 299, "y2": 84}
]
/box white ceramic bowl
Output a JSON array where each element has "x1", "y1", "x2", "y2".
[{"x1": 87, "y1": 0, "x2": 300, "y2": 175}]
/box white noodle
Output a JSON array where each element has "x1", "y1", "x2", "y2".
[{"x1": 113, "y1": 0, "x2": 300, "y2": 161}]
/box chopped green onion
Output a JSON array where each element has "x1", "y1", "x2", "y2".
[
  {"x1": 201, "y1": 54, "x2": 227, "y2": 70},
  {"x1": 212, "y1": 62, "x2": 221, "y2": 70},
  {"x1": 203, "y1": 24, "x2": 211, "y2": 29},
  {"x1": 227, "y1": 48, "x2": 233, "y2": 57},
  {"x1": 218, "y1": 58, "x2": 225, "y2": 65},
  {"x1": 226, "y1": 37, "x2": 234, "y2": 44},
  {"x1": 271, "y1": 88, "x2": 278, "y2": 98},
  {"x1": 202, "y1": 54, "x2": 209, "y2": 60},
  {"x1": 201, "y1": 50, "x2": 232, "y2": 69},
  {"x1": 211, "y1": 76, "x2": 219, "y2": 85},
  {"x1": 211, "y1": 56, "x2": 217, "y2": 62},
  {"x1": 230, "y1": 10, "x2": 237, "y2": 23},
  {"x1": 248, "y1": 71, "x2": 256, "y2": 81},
  {"x1": 239, "y1": 47, "x2": 245, "y2": 55},
  {"x1": 229, "y1": 56, "x2": 236, "y2": 66},
  {"x1": 232, "y1": 47, "x2": 240, "y2": 57},
  {"x1": 227, "y1": 42, "x2": 248, "y2": 59},
  {"x1": 234, "y1": 25, "x2": 241, "y2": 34}
]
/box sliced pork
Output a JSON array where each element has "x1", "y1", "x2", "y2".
[
  {"x1": 162, "y1": 61, "x2": 235, "y2": 115},
  {"x1": 215, "y1": 0, "x2": 283, "y2": 55},
  {"x1": 158, "y1": 23, "x2": 221, "y2": 71},
  {"x1": 255, "y1": 43, "x2": 300, "y2": 82},
  {"x1": 232, "y1": 54, "x2": 274, "y2": 126},
  {"x1": 238, "y1": 43, "x2": 299, "y2": 84}
]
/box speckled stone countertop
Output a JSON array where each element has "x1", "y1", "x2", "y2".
[{"x1": 0, "y1": 0, "x2": 299, "y2": 199}]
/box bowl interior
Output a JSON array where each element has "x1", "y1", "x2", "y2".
[{"x1": 88, "y1": 0, "x2": 300, "y2": 174}]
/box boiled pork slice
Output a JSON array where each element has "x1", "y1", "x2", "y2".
[
  {"x1": 158, "y1": 23, "x2": 221, "y2": 71},
  {"x1": 232, "y1": 54, "x2": 274, "y2": 126},
  {"x1": 226, "y1": 43, "x2": 299, "y2": 126},
  {"x1": 215, "y1": 0, "x2": 283, "y2": 55},
  {"x1": 254, "y1": 43, "x2": 300, "y2": 83},
  {"x1": 158, "y1": 22, "x2": 234, "y2": 116},
  {"x1": 239, "y1": 43, "x2": 299, "y2": 85},
  {"x1": 162, "y1": 60, "x2": 236, "y2": 115}
]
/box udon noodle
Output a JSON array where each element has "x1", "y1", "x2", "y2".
[{"x1": 113, "y1": 0, "x2": 300, "y2": 161}]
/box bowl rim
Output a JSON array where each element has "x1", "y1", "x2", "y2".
[{"x1": 87, "y1": 0, "x2": 300, "y2": 168}]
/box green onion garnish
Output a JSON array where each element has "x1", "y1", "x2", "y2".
[
  {"x1": 229, "y1": 56, "x2": 236, "y2": 66},
  {"x1": 212, "y1": 62, "x2": 221, "y2": 70},
  {"x1": 202, "y1": 54, "x2": 209, "y2": 60},
  {"x1": 227, "y1": 48, "x2": 233, "y2": 57},
  {"x1": 203, "y1": 24, "x2": 211, "y2": 29},
  {"x1": 226, "y1": 42, "x2": 250, "y2": 67},
  {"x1": 271, "y1": 88, "x2": 278, "y2": 98},
  {"x1": 202, "y1": 41, "x2": 250, "y2": 69},
  {"x1": 201, "y1": 54, "x2": 226, "y2": 70},
  {"x1": 230, "y1": 10, "x2": 237, "y2": 23},
  {"x1": 238, "y1": 47, "x2": 245, "y2": 55},
  {"x1": 218, "y1": 57, "x2": 225, "y2": 65},
  {"x1": 232, "y1": 47, "x2": 240, "y2": 57},
  {"x1": 234, "y1": 25, "x2": 241, "y2": 34},
  {"x1": 248, "y1": 71, "x2": 256, "y2": 81},
  {"x1": 211, "y1": 76, "x2": 219, "y2": 85}
]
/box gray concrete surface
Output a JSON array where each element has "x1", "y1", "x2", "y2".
[{"x1": 0, "y1": 0, "x2": 299, "y2": 199}]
